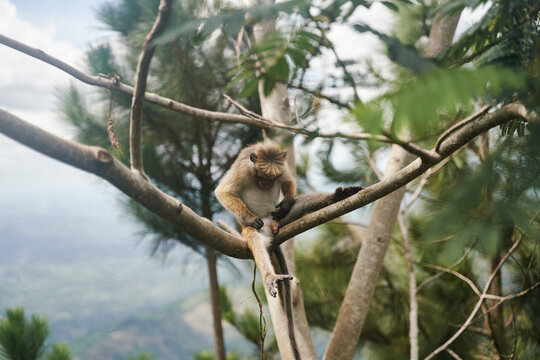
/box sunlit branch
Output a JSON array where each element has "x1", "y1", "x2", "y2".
[
  {"x1": 0, "y1": 108, "x2": 251, "y2": 259},
  {"x1": 275, "y1": 102, "x2": 539, "y2": 245}
]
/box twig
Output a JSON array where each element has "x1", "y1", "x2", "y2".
[
  {"x1": 252, "y1": 264, "x2": 267, "y2": 359},
  {"x1": 398, "y1": 213, "x2": 419, "y2": 360},
  {"x1": 404, "y1": 169, "x2": 431, "y2": 211},
  {"x1": 445, "y1": 348, "x2": 462, "y2": 360},
  {"x1": 435, "y1": 105, "x2": 491, "y2": 153},
  {"x1": 129, "y1": 0, "x2": 172, "y2": 178},
  {"x1": 423, "y1": 263, "x2": 482, "y2": 297},
  {"x1": 424, "y1": 236, "x2": 523, "y2": 360},
  {"x1": 286, "y1": 81, "x2": 352, "y2": 109},
  {"x1": 417, "y1": 242, "x2": 476, "y2": 293}
]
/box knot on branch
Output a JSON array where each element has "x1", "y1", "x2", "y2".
[{"x1": 96, "y1": 149, "x2": 113, "y2": 164}]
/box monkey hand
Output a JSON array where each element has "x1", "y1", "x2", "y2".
[
  {"x1": 329, "y1": 186, "x2": 364, "y2": 203},
  {"x1": 265, "y1": 274, "x2": 294, "y2": 298},
  {"x1": 271, "y1": 198, "x2": 295, "y2": 221},
  {"x1": 242, "y1": 215, "x2": 264, "y2": 230}
]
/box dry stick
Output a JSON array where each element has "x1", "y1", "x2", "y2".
[
  {"x1": 397, "y1": 213, "x2": 419, "y2": 360},
  {"x1": 129, "y1": 0, "x2": 172, "y2": 178},
  {"x1": 424, "y1": 236, "x2": 523, "y2": 360},
  {"x1": 252, "y1": 264, "x2": 267, "y2": 360},
  {"x1": 435, "y1": 105, "x2": 491, "y2": 153}
]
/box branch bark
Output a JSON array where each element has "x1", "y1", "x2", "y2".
[
  {"x1": 129, "y1": 0, "x2": 172, "y2": 177},
  {"x1": 324, "y1": 3, "x2": 463, "y2": 358},
  {"x1": 1, "y1": 101, "x2": 536, "y2": 260},
  {"x1": 1, "y1": 33, "x2": 432, "y2": 157}
]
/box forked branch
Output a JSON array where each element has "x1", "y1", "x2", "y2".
[{"x1": 0, "y1": 103, "x2": 537, "y2": 258}]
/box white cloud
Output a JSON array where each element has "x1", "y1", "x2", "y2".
[{"x1": 0, "y1": 0, "x2": 84, "y2": 121}]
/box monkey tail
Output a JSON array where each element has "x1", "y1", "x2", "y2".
[{"x1": 274, "y1": 246, "x2": 301, "y2": 360}]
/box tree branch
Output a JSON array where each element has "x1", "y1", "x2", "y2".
[
  {"x1": 129, "y1": 0, "x2": 172, "y2": 177},
  {"x1": 424, "y1": 235, "x2": 523, "y2": 360},
  {"x1": 275, "y1": 102, "x2": 539, "y2": 245},
  {"x1": 0, "y1": 108, "x2": 251, "y2": 259},
  {"x1": 0, "y1": 103, "x2": 537, "y2": 259},
  {"x1": 0, "y1": 33, "x2": 434, "y2": 157}
]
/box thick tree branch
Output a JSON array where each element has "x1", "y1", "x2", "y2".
[
  {"x1": 0, "y1": 108, "x2": 250, "y2": 259},
  {"x1": 129, "y1": 0, "x2": 172, "y2": 177},
  {"x1": 1, "y1": 102, "x2": 535, "y2": 259},
  {"x1": 275, "y1": 102, "x2": 539, "y2": 245}
]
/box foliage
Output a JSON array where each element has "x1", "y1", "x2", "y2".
[
  {"x1": 46, "y1": 344, "x2": 72, "y2": 360},
  {"x1": 0, "y1": 308, "x2": 72, "y2": 360}
]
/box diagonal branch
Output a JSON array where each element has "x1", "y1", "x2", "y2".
[
  {"x1": 275, "y1": 102, "x2": 539, "y2": 245},
  {"x1": 0, "y1": 33, "x2": 431, "y2": 157},
  {"x1": 0, "y1": 108, "x2": 251, "y2": 259},
  {"x1": 0, "y1": 103, "x2": 537, "y2": 259},
  {"x1": 129, "y1": 0, "x2": 172, "y2": 177},
  {"x1": 423, "y1": 235, "x2": 523, "y2": 360}
]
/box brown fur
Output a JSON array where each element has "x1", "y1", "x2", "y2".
[{"x1": 215, "y1": 141, "x2": 299, "y2": 359}]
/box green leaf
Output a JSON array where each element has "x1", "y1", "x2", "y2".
[{"x1": 381, "y1": 1, "x2": 399, "y2": 12}]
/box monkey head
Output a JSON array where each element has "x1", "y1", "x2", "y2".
[{"x1": 250, "y1": 143, "x2": 287, "y2": 191}]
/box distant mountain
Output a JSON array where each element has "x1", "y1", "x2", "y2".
[{"x1": 71, "y1": 293, "x2": 254, "y2": 360}]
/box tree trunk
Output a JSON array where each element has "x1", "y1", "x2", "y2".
[
  {"x1": 324, "y1": 146, "x2": 415, "y2": 360},
  {"x1": 251, "y1": 1, "x2": 317, "y2": 358},
  {"x1": 324, "y1": 2, "x2": 462, "y2": 359},
  {"x1": 206, "y1": 245, "x2": 226, "y2": 360}
]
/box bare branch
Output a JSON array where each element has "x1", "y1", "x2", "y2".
[
  {"x1": 424, "y1": 236, "x2": 523, "y2": 360},
  {"x1": 276, "y1": 102, "x2": 539, "y2": 245},
  {"x1": 0, "y1": 108, "x2": 251, "y2": 259},
  {"x1": 0, "y1": 33, "x2": 254, "y2": 125},
  {"x1": 398, "y1": 213, "x2": 419, "y2": 360},
  {"x1": 129, "y1": 0, "x2": 172, "y2": 177},
  {"x1": 0, "y1": 102, "x2": 537, "y2": 259},
  {"x1": 435, "y1": 105, "x2": 491, "y2": 153},
  {"x1": 423, "y1": 263, "x2": 482, "y2": 298}
]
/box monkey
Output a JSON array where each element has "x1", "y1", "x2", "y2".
[
  {"x1": 215, "y1": 141, "x2": 296, "y2": 297},
  {"x1": 215, "y1": 141, "x2": 364, "y2": 360}
]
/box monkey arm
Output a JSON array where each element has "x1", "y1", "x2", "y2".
[
  {"x1": 215, "y1": 189, "x2": 264, "y2": 229},
  {"x1": 272, "y1": 170, "x2": 297, "y2": 221}
]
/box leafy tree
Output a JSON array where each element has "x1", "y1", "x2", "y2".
[
  {"x1": 0, "y1": 308, "x2": 72, "y2": 360},
  {"x1": 0, "y1": 0, "x2": 539, "y2": 359}
]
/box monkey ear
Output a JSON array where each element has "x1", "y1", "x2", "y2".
[
  {"x1": 277, "y1": 151, "x2": 287, "y2": 161},
  {"x1": 250, "y1": 152, "x2": 258, "y2": 163}
]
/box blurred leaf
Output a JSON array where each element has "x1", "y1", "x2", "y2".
[
  {"x1": 353, "y1": 66, "x2": 525, "y2": 136},
  {"x1": 47, "y1": 343, "x2": 73, "y2": 360},
  {"x1": 353, "y1": 23, "x2": 437, "y2": 75}
]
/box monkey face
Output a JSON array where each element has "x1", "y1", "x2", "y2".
[{"x1": 256, "y1": 175, "x2": 275, "y2": 190}]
